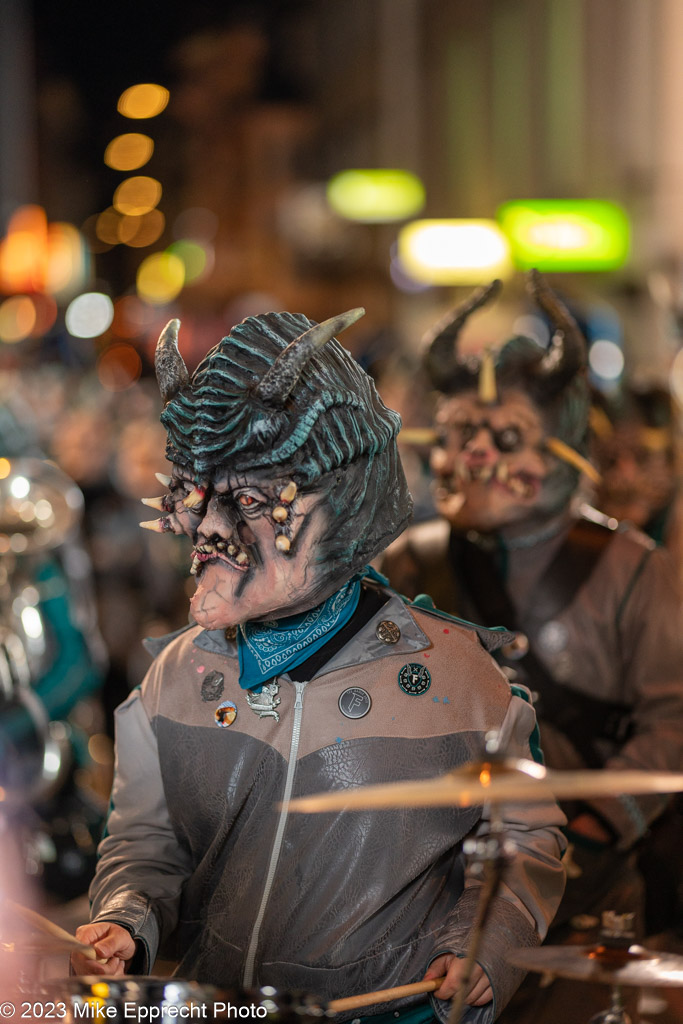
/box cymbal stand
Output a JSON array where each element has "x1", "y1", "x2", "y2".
[
  {"x1": 588, "y1": 913, "x2": 637, "y2": 1024},
  {"x1": 587, "y1": 985, "x2": 631, "y2": 1024},
  {"x1": 447, "y1": 799, "x2": 515, "y2": 1024}
]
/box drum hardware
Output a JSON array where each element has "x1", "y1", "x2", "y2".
[
  {"x1": 44, "y1": 978, "x2": 330, "y2": 1024},
  {"x1": 507, "y1": 911, "x2": 683, "y2": 1024},
  {"x1": 285, "y1": 749, "x2": 683, "y2": 1022}
]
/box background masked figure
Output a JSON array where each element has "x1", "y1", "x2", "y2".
[
  {"x1": 71, "y1": 307, "x2": 566, "y2": 1023},
  {"x1": 382, "y1": 272, "x2": 683, "y2": 1018}
]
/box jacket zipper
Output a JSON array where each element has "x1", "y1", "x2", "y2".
[{"x1": 242, "y1": 679, "x2": 307, "y2": 989}]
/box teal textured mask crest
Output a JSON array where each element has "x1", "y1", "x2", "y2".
[{"x1": 161, "y1": 311, "x2": 401, "y2": 482}]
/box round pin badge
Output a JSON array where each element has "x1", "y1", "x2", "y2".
[
  {"x1": 376, "y1": 620, "x2": 401, "y2": 644},
  {"x1": 215, "y1": 700, "x2": 237, "y2": 727},
  {"x1": 202, "y1": 670, "x2": 225, "y2": 702},
  {"x1": 338, "y1": 687, "x2": 372, "y2": 719},
  {"x1": 398, "y1": 663, "x2": 431, "y2": 696}
]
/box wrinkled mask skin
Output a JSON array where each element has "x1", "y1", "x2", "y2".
[
  {"x1": 160, "y1": 463, "x2": 330, "y2": 629},
  {"x1": 594, "y1": 424, "x2": 676, "y2": 528},
  {"x1": 431, "y1": 388, "x2": 574, "y2": 533},
  {"x1": 148, "y1": 308, "x2": 412, "y2": 630}
]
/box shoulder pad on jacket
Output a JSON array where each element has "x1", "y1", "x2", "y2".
[
  {"x1": 142, "y1": 622, "x2": 194, "y2": 659},
  {"x1": 407, "y1": 592, "x2": 516, "y2": 652}
]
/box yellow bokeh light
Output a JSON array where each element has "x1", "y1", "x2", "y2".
[
  {"x1": 119, "y1": 209, "x2": 165, "y2": 248},
  {"x1": 104, "y1": 133, "x2": 154, "y2": 171},
  {"x1": 398, "y1": 219, "x2": 512, "y2": 284},
  {"x1": 113, "y1": 176, "x2": 162, "y2": 216},
  {"x1": 117, "y1": 83, "x2": 169, "y2": 120},
  {"x1": 46, "y1": 222, "x2": 87, "y2": 297},
  {"x1": 0, "y1": 459, "x2": 10, "y2": 479},
  {"x1": 136, "y1": 252, "x2": 185, "y2": 304},
  {"x1": 96, "y1": 208, "x2": 123, "y2": 246},
  {"x1": 0, "y1": 296, "x2": 37, "y2": 343}
]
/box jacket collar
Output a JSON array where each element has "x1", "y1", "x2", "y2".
[{"x1": 191, "y1": 588, "x2": 430, "y2": 678}]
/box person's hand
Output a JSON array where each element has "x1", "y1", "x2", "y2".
[
  {"x1": 71, "y1": 922, "x2": 137, "y2": 976},
  {"x1": 423, "y1": 953, "x2": 493, "y2": 1007}
]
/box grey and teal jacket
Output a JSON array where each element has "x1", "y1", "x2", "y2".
[{"x1": 89, "y1": 585, "x2": 566, "y2": 1023}]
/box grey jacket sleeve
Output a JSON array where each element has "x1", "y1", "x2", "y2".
[
  {"x1": 591, "y1": 544, "x2": 683, "y2": 848},
  {"x1": 431, "y1": 689, "x2": 568, "y2": 1024},
  {"x1": 89, "y1": 688, "x2": 193, "y2": 971}
]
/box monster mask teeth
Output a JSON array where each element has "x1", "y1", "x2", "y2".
[
  {"x1": 155, "y1": 472, "x2": 172, "y2": 487},
  {"x1": 272, "y1": 505, "x2": 288, "y2": 523},
  {"x1": 478, "y1": 465, "x2": 494, "y2": 483},
  {"x1": 190, "y1": 554, "x2": 201, "y2": 575},
  {"x1": 279, "y1": 481, "x2": 297, "y2": 504},
  {"x1": 183, "y1": 485, "x2": 206, "y2": 510},
  {"x1": 235, "y1": 551, "x2": 249, "y2": 565},
  {"x1": 496, "y1": 462, "x2": 509, "y2": 483},
  {"x1": 275, "y1": 534, "x2": 291, "y2": 552},
  {"x1": 140, "y1": 517, "x2": 171, "y2": 533},
  {"x1": 142, "y1": 496, "x2": 166, "y2": 511}
]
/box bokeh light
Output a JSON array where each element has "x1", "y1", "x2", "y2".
[
  {"x1": 0, "y1": 205, "x2": 48, "y2": 293},
  {"x1": 113, "y1": 177, "x2": 162, "y2": 216},
  {"x1": 104, "y1": 133, "x2": 154, "y2": 171},
  {"x1": 0, "y1": 296, "x2": 37, "y2": 343},
  {"x1": 497, "y1": 199, "x2": 630, "y2": 271},
  {"x1": 28, "y1": 293, "x2": 58, "y2": 336},
  {"x1": 97, "y1": 343, "x2": 143, "y2": 391},
  {"x1": 112, "y1": 295, "x2": 158, "y2": 338},
  {"x1": 326, "y1": 169, "x2": 425, "y2": 223},
  {"x1": 118, "y1": 209, "x2": 165, "y2": 248},
  {"x1": 166, "y1": 240, "x2": 211, "y2": 283},
  {"x1": 117, "y1": 83, "x2": 169, "y2": 120},
  {"x1": 46, "y1": 222, "x2": 88, "y2": 297},
  {"x1": 398, "y1": 219, "x2": 512, "y2": 284},
  {"x1": 173, "y1": 207, "x2": 219, "y2": 242},
  {"x1": 136, "y1": 252, "x2": 185, "y2": 304},
  {"x1": 96, "y1": 208, "x2": 123, "y2": 246},
  {"x1": 65, "y1": 292, "x2": 115, "y2": 338},
  {"x1": 588, "y1": 339, "x2": 625, "y2": 381}
]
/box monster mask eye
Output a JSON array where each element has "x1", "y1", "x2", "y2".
[
  {"x1": 234, "y1": 488, "x2": 267, "y2": 518},
  {"x1": 494, "y1": 426, "x2": 522, "y2": 453}
]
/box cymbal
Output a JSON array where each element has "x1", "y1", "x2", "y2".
[
  {"x1": 285, "y1": 759, "x2": 683, "y2": 813},
  {"x1": 507, "y1": 943, "x2": 683, "y2": 987}
]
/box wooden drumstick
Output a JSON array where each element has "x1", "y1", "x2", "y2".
[
  {"x1": 5, "y1": 899, "x2": 106, "y2": 961},
  {"x1": 328, "y1": 976, "x2": 446, "y2": 1013}
]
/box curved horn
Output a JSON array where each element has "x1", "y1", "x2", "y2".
[
  {"x1": 155, "y1": 319, "x2": 190, "y2": 406},
  {"x1": 254, "y1": 307, "x2": 365, "y2": 405},
  {"x1": 422, "y1": 280, "x2": 502, "y2": 387},
  {"x1": 527, "y1": 269, "x2": 586, "y2": 381}
]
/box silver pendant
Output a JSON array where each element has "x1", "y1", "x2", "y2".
[{"x1": 245, "y1": 681, "x2": 281, "y2": 722}]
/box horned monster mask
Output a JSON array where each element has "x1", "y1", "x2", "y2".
[
  {"x1": 143, "y1": 308, "x2": 412, "y2": 628},
  {"x1": 423, "y1": 270, "x2": 596, "y2": 533}
]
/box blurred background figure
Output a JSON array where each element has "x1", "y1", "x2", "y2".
[
  {"x1": 382, "y1": 273, "x2": 683, "y2": 1023},
  {"x1": 0, "y1": 399, "x2": 109, "y2": 908},
  {"x1": 592, "y1": 384, "x2": 683, "y2": 573}
]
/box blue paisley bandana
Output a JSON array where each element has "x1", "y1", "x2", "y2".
[{"x1": 237, "y1": 574, "x2": 362, "y2": 690}]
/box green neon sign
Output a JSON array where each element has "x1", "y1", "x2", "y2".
[
  {"x1": 327, "y1": 169, "x2": 425, "y2": 223},
  {"x1": 497, "y1": 199, "x2": 630, "y2": 271}
]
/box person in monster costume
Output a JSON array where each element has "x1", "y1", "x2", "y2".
[
  {"x1": 382, "y1": 271, "x2": 683, "y2": 1021},
  {"x1": 71, "y1": 307, "x2": 565, "y2": 1023}
]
